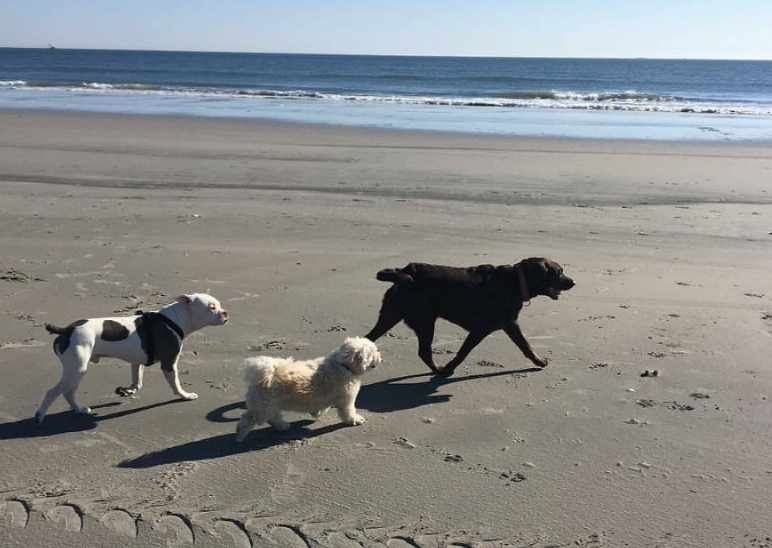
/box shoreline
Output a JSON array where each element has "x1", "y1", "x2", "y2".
[
  {"x1": 4, "y1": 105, "x2": 772, "y2": 147},
  {"x1": 2, "y1": 92, "x2": 772, "y2": 143}
]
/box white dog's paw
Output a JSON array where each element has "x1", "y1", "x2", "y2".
[
  {"x1": 178, "y1": 392, "x2": 199, "y2": 401},
  {"x1": 35, "y1": 410, "x2": 45, "y2": 425},
  {"x1": 311, "y1": 407, "x2": 330, "y2": 418},
  {"x1": 346, "y1": 414, "x2": 366, "y2": 426},
  {"x1": 115, "y1": 386, "x2": 138, "y2": 397},
  {"x1": 270, "y1": 420, "x2": 291, "y2": 432},
  {"x1": 73, "y1": 406, "x2": 92, "y2": 416}
]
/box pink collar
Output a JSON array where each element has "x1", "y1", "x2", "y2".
[{"x1": 516, "y1": 264, "x2": 531, "y2": 306}]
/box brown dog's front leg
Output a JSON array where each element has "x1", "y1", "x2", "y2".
[
  {"x1": 406, "y1": 316, "x2": 441, "y2": 373},
  {"x1": 503, "y1": 321, "x2": 548, "y2": 367},
  {"x1": 439, "y1": 330, "x2": 490, "y2": 377}
]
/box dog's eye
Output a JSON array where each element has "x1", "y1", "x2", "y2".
[{"x1": 209, "y1": 304, "x2": 217, "y2": 312}]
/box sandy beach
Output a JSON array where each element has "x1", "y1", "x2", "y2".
[{"x1": 1, "y1": 109, "x2": 771, "y2": 547}]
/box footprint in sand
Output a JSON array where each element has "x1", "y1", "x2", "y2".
[
  {"x1": 499, "y1": 470, "x2": 527, "y2": 484},
  {"x1": 386, "y1": 537, "x2": 422, "y2": 548},
  {"x1": 574, "y1": 532, "x2": 608, "y2": 547},
  {"x1": 214, "y1": 519, "x2": 252, "y2": 548},
  {"x1": 270, "y1": 462, "x2": 307, "y2": 506},
  {"x1": 329, "y1": 531, "x2": 365, "y2": 548},
  {"x1": 101, "y1": 509, "x2": 138, "y2": 539},
  {"x1": 393, "y1": 437, "x2": 416, "y2": 449},
  {"x1": 156, "y1": 514, "x2": 195, "y2": 547},
  {"x1": 249, "y1": 339, "x2": 287, "y2": 351},
  {"x1": 664, "y1": 401, "x2": 695, "y2": 411},
  {"x1": 0, "y1": 269, "x2": 45, "y2": 282},
  {"x1": 267, "y1": 525, "x2": 314, "y2": 548},
  {"x1": 44, "y1": 503, "x2": 83, "y2": 533},
  {"x1": 0, "y1": 500, "x2": 30, "y2": 529}
]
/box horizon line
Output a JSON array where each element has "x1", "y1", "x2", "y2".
[{"x1": 1, "y1": 45, "x2": 770, "y2": 63}]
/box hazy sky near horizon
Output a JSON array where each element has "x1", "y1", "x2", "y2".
[{"x1": 1, "y1": 0, "x2": 771, "y2": 59}]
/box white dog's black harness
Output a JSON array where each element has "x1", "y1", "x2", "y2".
[{"x1": 137, "y1": 311, "x2": 185, "y2": 366}]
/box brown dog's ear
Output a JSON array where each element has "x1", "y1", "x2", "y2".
[{"x1": 520, "y1": 257, "x2": 548, "y2": 275}]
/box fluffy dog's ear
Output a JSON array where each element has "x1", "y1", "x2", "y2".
[
  {"x1": 339, "y1": 338, "x2": 377, "y2": 375},
  {"x1": 350, "y1": 346, "x2": 369, "y2": 375}
]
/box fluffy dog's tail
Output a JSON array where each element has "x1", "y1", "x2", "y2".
[
  {"x1": 376, "y1": 268, "x2": 413, "y2": 285},
  {"x1": 45, "y1": 324, "x2": 68, "y2": 335},
  {"x1": 242, "y1": 356, "x2": 277, "y2": 386}
]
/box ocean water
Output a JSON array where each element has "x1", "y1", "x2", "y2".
[{"x1": 2, "y1": 48, "x2": 772, "y2": 141}]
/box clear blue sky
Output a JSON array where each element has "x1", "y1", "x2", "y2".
[{"x1": 1, "y1": 0, "x2": 771, "y2": 59}]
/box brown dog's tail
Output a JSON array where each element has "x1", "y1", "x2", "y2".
[
  {"x1": 376, "y1": 268, "x2": 414, "y2": 284},
  {"x1": 45, "y1": 324, "x2": 68, "y2": 335}
]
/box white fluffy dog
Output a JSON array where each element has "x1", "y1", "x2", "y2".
[{"x1": 236, "y1": 337, "x2": 381, "y2": 442}]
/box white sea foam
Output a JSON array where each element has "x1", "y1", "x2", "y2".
[
  {"x1": 82, "y1": 82, "x2": 114, "y2": 89},
  {"x1": 2, "y1": 80, "x2": 771, "y2": 116}
]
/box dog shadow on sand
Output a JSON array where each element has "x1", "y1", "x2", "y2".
[
  {"x1": 357, "y1": 366, "x2": 540, "y2": 413},
  {"x1": 117, "y1": 365, "x2": 540, "y2": 469},
  {"x1": 118, "y1": 419, "x2": 349, "y2": 469},
  {"x1": 0, "y1": 399, "x2": 187, "y2": 441}
]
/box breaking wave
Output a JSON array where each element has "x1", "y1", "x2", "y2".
[{"x1": 1, "y1": 79, "x2": 770, "y2": 116}]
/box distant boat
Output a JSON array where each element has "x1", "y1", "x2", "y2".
[{"x1": 48, "y1": 43, "x2": 56, "y2": 50}]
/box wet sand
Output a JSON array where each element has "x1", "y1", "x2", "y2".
[{"x1": 1, "y1": 110, "x2": 771, "y2": 547}]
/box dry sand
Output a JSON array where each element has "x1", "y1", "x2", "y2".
[{"x1": 1, "y1": 110, "x2": 771, "y2": 547}]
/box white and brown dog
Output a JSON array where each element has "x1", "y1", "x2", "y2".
[
  {"x1": 35, "y1": 293, "x2": 228, "y2": 424},
  {"x1": 236, "y1": 337, "x2": 381, "y2": 442}
]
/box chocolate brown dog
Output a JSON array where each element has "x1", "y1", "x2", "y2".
[{"x1": 365, "y1": 258, "x2": 574, "y2": 376}]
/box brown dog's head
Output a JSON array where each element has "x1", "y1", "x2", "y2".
[{"x1": 517, "y1": 258, "x2": 575, "y2": 301}]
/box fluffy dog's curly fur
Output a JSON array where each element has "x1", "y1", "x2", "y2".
[{"x1": 236, "y1": 337, "x2": 381, "y2": 442}]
